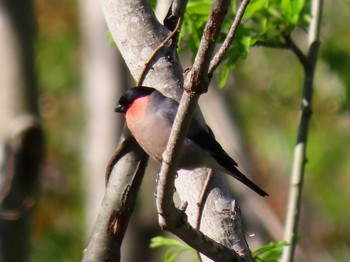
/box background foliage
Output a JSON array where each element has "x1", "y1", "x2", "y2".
[{"x1": 31, "y1": 0, "x2": 350, "y2": 261}]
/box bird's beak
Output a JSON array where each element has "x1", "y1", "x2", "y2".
[{"x1": 115, "y1": 104, "x2": 125, "y2": 113}]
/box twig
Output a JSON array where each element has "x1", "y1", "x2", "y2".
[
  {"x1": 208, "y1": 0, "x2": 251, "y2": 76},
  {"x1": 281, "y1": 0, "x2": 323, "y2": 261},
  {"x1": 254, "y1": 40, "x2": 290, "y2": 49},
  {"x1": 255, "y1": 37, "x2": 309, "y2": 67},
  {"x1": 195, "y1": 169, "x2": 213, "y2": 230},
  {"x1": 137, "y1": 17, "x2": 182, "y2": 86},
  {"x1": 283, "y1": 35, "x2": 309, "y2": 68},
  {"x1": 185, "y1": 0, "x2": 231, "y2": 94},
  {"x1": 195, "y1": 169, "x2": 213, "y2": 262}
]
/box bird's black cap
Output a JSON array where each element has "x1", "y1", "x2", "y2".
[{"x1": 115, "y1": 86, "x2": 156, "y2": 113}]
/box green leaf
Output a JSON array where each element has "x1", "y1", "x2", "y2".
[
  {"x1": 244, "y1": 0, "x2": 268, "y2": 19},
  {"x1": 253, "y1": 241, "x2": 289, "y2": 262},
  {"x1": 150, "y1": 236, "x2": 186, "y2": 248},
  {"x1": 186, "y1": 0, "x2": 211, "y2": 15},
  {"x1": 281, "y1": 0, "x2": 292, "y2": 16},
  {"x1": 291, "y1": 0, "x2": 305, "y2": 15},
  {"x1": 219, "y1": 65, "x2": 231, "y2": 88},
  {"x1": 150, "y1": 236, "x2": 198, "y2": 262},
  {"x1": 267, "y1": 6, "x2": 283, "y2": 20},
  {"x1": 281, "y1": 0, "x2": 307, "y2": 24}
]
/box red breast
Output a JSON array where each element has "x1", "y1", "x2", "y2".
[{"x1": 125, "y1": 96, "x2": 149, "y2": 126}]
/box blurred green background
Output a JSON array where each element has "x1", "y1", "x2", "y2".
[{"x1": 30, "y1": 0, "x2": 350, "y2": 261}]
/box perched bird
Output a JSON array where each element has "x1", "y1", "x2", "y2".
[{"x1": 115, "y1": 86, "x2": 268, "y2": 197}]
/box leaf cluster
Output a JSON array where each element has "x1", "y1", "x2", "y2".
[{"x1": 180, "y1": 0, "x2": 311, "y2": 86}]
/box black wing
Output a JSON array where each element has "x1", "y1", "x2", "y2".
[
  {"x1": 156, "y1": 91, "x2": 238, "y2": 168},
  {"x1": 152, "y1": 91, "x2": 268, "y2": 196},
  {"x1": 187, "y1": 119, "x2": 239, "y2": 166},
  {"x1": 188, "y1": 120, "x2": 268, "y2": 197}
]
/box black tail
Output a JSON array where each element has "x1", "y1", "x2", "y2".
[
  {"x1": 214, "y1": 153, "x2": 269, "y2": 197},
  {"x1": 187, "y1": 125, "x2": 268, "y2": 196}
]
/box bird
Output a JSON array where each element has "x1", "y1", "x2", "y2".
[{"x1": 115, "y1": 86, "x2": 268, "y2": 197}]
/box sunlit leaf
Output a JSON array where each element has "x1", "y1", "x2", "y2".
[
  {"x1": 219, "y1": 64, "x2": 231, "y2": 88},
  {"x1": 244, "y1": 0, "x2": 268, "y2": 19},
  {"x1": 281, "y1": 0, "x2": 292, "y2": 16},
  {"x1": 150, "y1": 236, "x2": 197, "y2": 262},
  {"x1": 253, "y1": 241, "x2": 289, "y2": 262}
]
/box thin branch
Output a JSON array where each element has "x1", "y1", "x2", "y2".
[
  {"x1": 193, "y1": 169, "x2": 213, "y2": 261},
  {"x1": 137, "y1": 17, "x2": 182, "y2": 86},
  {"x1": 281, "y1": 0, "x2": 323, "y2": 261},
  {"x1": 255, "y1": 36, "x2": 309, "y2": 67},
  {"x1": 208, "y1": 0, "x2": 251, "y2": 76},
  {"x1": 185, "y1": 0, "x2": 231, "y2": 94},
  {"x1": 157, "y1": 0, "x2": 231, "y2": 215},
  {"x1": 156, "y1": 0, "x2": 253, "y2": 261},
  {"x1": 156, "y1": 93, "x2": 239, "y2": 261},
  {"x1": 254, "y1": 40, "x2": 290, "y2": 49},
  {"x1": 157, "y1": 0, "x2": 230, "y2": 214},
  {"x1": 195, "y1": 169, "x2": 213, "y2": 230},
  {"x1": 283, "y1": 35, "x2": 309, "y2": 68}
]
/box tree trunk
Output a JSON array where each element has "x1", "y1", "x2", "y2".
[{"x1": 0, "y1": 1, "x2": 43, "y2": 261}]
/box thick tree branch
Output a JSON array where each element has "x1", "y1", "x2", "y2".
[
  {"x1": 86, "y1": 1, "x2": 184, "y2": 259},
  {"x1": 83, "y1": 138, "x2": 148, "y2": 262},
  {"x1": 105, "y1": 134, "x2": 138, "y2": 184}
]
